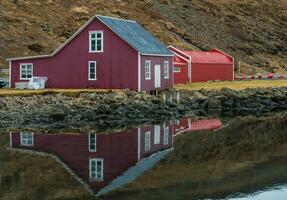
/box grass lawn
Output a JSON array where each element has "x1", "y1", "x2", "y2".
[
  {"x1": 0, "y1": 80, "x2": 286, "y2": 96},
  {"x1": 175, "y1": 80, "x2": 287, "y2": 91}
]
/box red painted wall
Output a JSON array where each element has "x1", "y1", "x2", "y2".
[
  {"x1": 11, "y1": 131, "x2": 138, "y2": 192},
  {"x1": 11, "y1": 18, "x2": 139, "y2": 90},
  {"x1": 140, "y1": 55, "x2": 173, "y2": 91},
  {"x1": 174, "y1": 64, "x2": 189, "y2": 84},
  {"x1": 192, "y1": 63, "x2": 233, "y2": 82}
]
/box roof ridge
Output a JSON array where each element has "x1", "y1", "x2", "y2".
[{"x1": 96, "y1": 15, "x2": 136, "y2": 23}]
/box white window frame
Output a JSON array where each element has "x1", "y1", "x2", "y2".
[
  {"x1": 20, "y1": 132, "x2": 34, "y2": 146},
  {"x1": 89, "y1": 158, "x2": 104, "y2": 181},
  {"x1": 164, "y1": 61, "x2": 169, "y2": 79},
  {"x1": 89, "y1": 31, "x2": 103, "y2": 53},
  {"x1": 163, "y1": 126, "x2": 169, "y2": 145},
  {"x1": 145, "y1": 61, "x2": 151, "y2": 80},
  {"x1": 144, "y1": 131, "x2": 151, "y2": 152},
  {"x1": 88, "y1": 61, "x2": 97, "y2": 80},
  {"x1": 173, "y1": 66, "x2": 181, "y2": 73},
  {"x1": 154, "y1": 125, "x2": 161, "y2": 144},
  {"x1": 20, "y1": 63, "x2": 33, "y2": 80},
  {"x1": 88, "y1": 133, "x2": 97, "y2": 152}
]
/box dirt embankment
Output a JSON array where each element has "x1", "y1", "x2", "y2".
[{"x1": 0, "y1": 87, "x2": 286, "y2": 132}]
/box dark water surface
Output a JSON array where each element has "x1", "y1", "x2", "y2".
[{"x1": 0, "y1": 111, "x2": 287, "y2": 200}]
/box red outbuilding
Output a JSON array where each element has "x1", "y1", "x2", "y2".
[
  {"x1": 7, "y1": 15, "x2": 174, "y2": 92},
  {"x1": 168, "y1": 46, "x2": 234, "y2": 84}
]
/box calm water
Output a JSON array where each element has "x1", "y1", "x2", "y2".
[{"x1": 1, "y1": 112, "x2": 287, "y2": 199}]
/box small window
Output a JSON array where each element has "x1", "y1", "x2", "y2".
[
  {"x1": 88, "y1": 61, "x2": 97, "y2": 80},
  {"x1": 154, "y1": 125, "x2": 161, "y2": 144},
  {"x1": 145, "y1": 61, "x2": 151, "y2": 80},
  {"x1": 145, "y1": 131, "x2": 151, "y2": 151},
  {"x1": 89, "y1": 158, "x2": 104, "y2": 181},
  {"x1": 20, "y1": 64, "x2": 33, "y2": 80},
  {"x1": 89, "y1": 133, "x2": 96, "y2": 152},
  {"x1": 20, "y1": 132, "x2": 34, "y2": 146},
  {"x1": 89, "y1": 31, "x2": 103, "y2": 52},
  {"x1": 174, "y1": 66, "x2": 181, "y2": 73},
  {"x1": 164, "y1": 61, "x2": 169, "y2": 79},
  {"x1": 163, "y1": 126, "x2": 169, "y2": 145}
]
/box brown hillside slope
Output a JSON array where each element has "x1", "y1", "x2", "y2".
[{"x1": 0, "y1": 0, "x2": 286, "y2": 74}]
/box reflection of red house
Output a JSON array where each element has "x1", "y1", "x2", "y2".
[
  {"x1": 172, "y1": 118, "x2": 222, "y2": 136},
  {"x1": 168, "y1": 46, "x2": 234, "y2": 84},
  {"x1": 10, "y1": 123, "x2": 173, "y2": 196}
]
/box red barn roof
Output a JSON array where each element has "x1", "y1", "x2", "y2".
[{"x1": 182, "y1": 49, "x2": 233, "y2": 64}]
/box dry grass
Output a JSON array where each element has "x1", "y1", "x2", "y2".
[
  {"x1": 0, "y1": 88, "x2": 118, "y2": 97},
  {"x1": 175, "y1": 80, "x2": 287, "y2": 91}
]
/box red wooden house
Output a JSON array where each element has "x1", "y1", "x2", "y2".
[
  {"x1": 10, "y1": 123, "x2": 173, "y2": 196},
  {"x1": 168, "y1": 46, "x2": 234, "y2": 84},
  {"x1": 7, "y1": 15, "x2": 174, "y2": 91}
]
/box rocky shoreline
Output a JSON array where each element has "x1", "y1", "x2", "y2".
[{"x1": 0, "y1": 87, "x2": 286, "y2": 132}]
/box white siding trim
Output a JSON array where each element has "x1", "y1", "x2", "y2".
[
  {"x1": 20, "y1": 132, "x2": 34, "y2": 146},
  {"x1": 188, "y1": 62, "x2": 192, "y2": 83},
  {"x1": 232, "y1": 60, "x2": 235, "y2": 81},
  {"x1": 137, "y1": 128, "x2": 141, "y2": 162},
  {"x1": 88, "y1": 61, "x2": 97, "y2": 80},
  {"x1": 168, "y1": 45, "x2": 191, "y2": 61},
  {"x1": 9, "y1": 132, "x2": 12, "y2": 148},
  {"x1": 9, "y1": 61, "x2": 11, "y2": 88},
  {"x1": 88, "y1": 133, "x2": 97, "y2": 152},
  {"x1": 164, "y1": 61, "x2": 169, "y2": 79},
  {"x1": 89, "y1": 31, "x2": 104, "y2": 53},
  {"x1": 140, "y1": 53, "x2": 174, "y2": 57},
  {"x1": 19, "y1": 63, "x2": 33, "y2": 80},
  {"x1": 145, "y1": 60, "x2": 151, "y2": 80},
  {"x1": 89, "y1": 158, "x2": 104, "y2": 181},
  {"x1": 138, "y1": 52, "x2": 141, "y2": 92}
]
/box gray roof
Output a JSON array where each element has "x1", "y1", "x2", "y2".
[{"x1": 97, "y1": 15, "x2": 174, "y2": 56}]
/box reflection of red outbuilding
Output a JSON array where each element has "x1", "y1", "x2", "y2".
[
  {"x1": 10, "y1": 123, "x2": 173, "y2": 196},
  {"x1": 172, "y1": 118, "x2": 222, "y2": 136},
  {"x1": 168, "y1": 46, "x2": 234, "y2": 84}
]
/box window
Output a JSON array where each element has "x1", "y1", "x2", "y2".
[
  {"x1": 88, "y1": 61, "x2": 97, "y2": 80},
  {"x1": 154, "y1": 125, "x2": 161, "y2": 144},
  {"x1": 164, "y1": 61, "x2": 169, "y2": 79},
  {"x1": 89, "y1": 158, "x2": 104, "y2": 181},
  {"x1": 89, "y1": 133, "x2": 96, "y2": 152},
  {"x1": 89, "y1": 31, "x2": 103, "y2": 52},
  {"x1": 145, "y1": 131, "x2": 151, "y2": 151},
  {"x1": 145, "y1": 61, "x2": 151, "y2": 80},
  {"x1": 163, "y1": 126, "x2": 169, "y2": 145},
  {"x1": 173, "y1": 66, "x2": 181, "y2": 73},
  {"x1": 20, "y1": 132, "x2": 34, "y2": 146},
  {"x1": 20, "y1": 64, "x2": 33, "y2": 80}
]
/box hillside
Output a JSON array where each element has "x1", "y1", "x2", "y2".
[{"x1": 1, "y1": 0, "x2": 286, "y2": 74}]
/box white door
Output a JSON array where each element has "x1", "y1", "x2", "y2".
[{"x1": 154, "y1": 64, "x2": 161, "y2": 88}]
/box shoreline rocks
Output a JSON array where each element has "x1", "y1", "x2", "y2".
[{"x1": 0, "y1": 87, "x2": 286, "y2": 132}]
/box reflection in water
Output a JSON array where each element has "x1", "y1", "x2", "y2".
[
  {"x1": 8, "y1": 118, "x2": 222, "y2": 197},
  {"x1": 10, "y1": 124, "x2": 174, "y2": 196}
]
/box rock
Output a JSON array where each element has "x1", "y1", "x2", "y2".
[
  {"x1": 208, "y1": 97, "x2": 222, "y2": 110},
  {"x1": 47, "y1": 108, "x2": 66, "y2": 121},
  {"x1": 192, "y1": 91, "x2": 208, "y2": 102}
]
